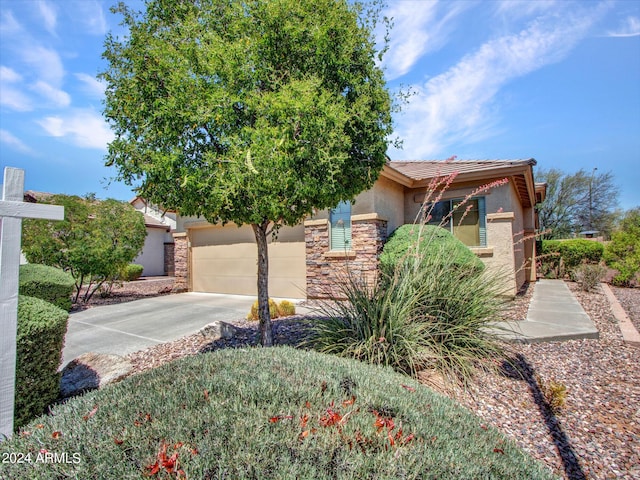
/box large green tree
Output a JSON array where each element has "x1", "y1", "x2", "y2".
[
  {"x1": 536, "y1": 168, "x2": 619, "y2": 239},
  {"x1": 22, "y1": 195, "x2": 147, "y2": 303},
  {"x1": 101, "y1": 0, "x2": 394, "y2": 346}
]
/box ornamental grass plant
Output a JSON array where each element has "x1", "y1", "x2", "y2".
[{"x1": 310, "y1": 240, "x2": 508, "y2": 384}]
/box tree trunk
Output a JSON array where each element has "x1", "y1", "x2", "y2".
[{"x1": 252, "y1": 222, "x2": 273, "y2": 347}]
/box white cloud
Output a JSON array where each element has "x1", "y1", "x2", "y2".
[
  {"x1": 1, "y1": 68, "x2": 32, "y2": 110},
  {"x1": 30, "y1": 80, "x2": 71, "y2": 107},
  {"x1": 0, "y1": 10, "x2": 22, "y2": 36},
  {"x1": 380, "y1": 1, "x2": 468, "y2": 81},
  {"x1": 390, "y1": 4, "x2": 607, "y2": 159},
  {"x1": 38, "y1": 109, "x2": 114, "y2": 149},
  {"x1": 494, "y1": 0, "x2": 558, "y2": 20},
  {"x1": 0, "y1": 66, "x2": 22, "y2": 83},
  {"x1": 37, "y1": 1, "x2": 57, "y2": 36},
  {"x1": 75, "y1": 73, "x2": 106, "y2": 98},
  {"x1": 73, "y1": 0, "x2": 107, "y2": 36},
  {"x1": 21, "y1": 45, "x2": 65, "y2": 86},
  {"x1": 0, "y1": 86, "x2": 33, "y2": 111},
  {"x1": 607, "y1": 16, "x2": 640, "y2": 37},
  {"x1": 0, "y1": 129, "x2": 35, "y2": 155}
]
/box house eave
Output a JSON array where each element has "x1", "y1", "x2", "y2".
[{"x1": 383, "y1": 159, "x2": 538, "y2": 208}]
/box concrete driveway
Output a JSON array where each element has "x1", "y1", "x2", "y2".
[{"x1": 61, "y1": 293, "x2": 256, "y2": 368}]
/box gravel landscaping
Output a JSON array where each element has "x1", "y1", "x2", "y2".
[
  {"x1": 611, "y1": 285, "x2": 640, "y2": 333},
  {"x1": 449, "y1": 283, "x2": 640, "y2": 480},
  {"x1": 70, "y1": 276, "x2": 175, "y2": 312},
  {"x1": 101, "y1": 278, "x2": 638, "y2": 479}
]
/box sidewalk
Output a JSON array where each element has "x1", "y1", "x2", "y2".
[{"x1": 491, "y1": 279, "x2": 599, "y2": 343}]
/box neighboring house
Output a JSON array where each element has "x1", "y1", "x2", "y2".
[
  {"x1": 130, "y1": 197, "x2": 177, "y2": 277},
  {"x1": 170, "y1": 159, "x2": 546, "y2": 298}
]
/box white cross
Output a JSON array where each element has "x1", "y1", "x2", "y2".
[{"x1": 0, "y1": 167, "x2": 64, "y2": 440}]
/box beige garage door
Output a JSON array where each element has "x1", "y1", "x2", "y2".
[{"x1": 190, "y1": 224, "x2": 306, "y2": 298}]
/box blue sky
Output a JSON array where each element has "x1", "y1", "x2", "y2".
[{"x1": 1, "y1": 0, "x2": 639, "y2": 209}]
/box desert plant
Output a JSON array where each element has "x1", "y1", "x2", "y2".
[
  {"x1": 16, "y1": 295, "x2": 69, "y2": 429},
  {"x1": 572, "y1": 262, "x2": 606, "y2": 292},
  {"x1": 310, "y1": 241, "x2": 508, "y2": 384},
  {"x1": 277, "y1": 300, "x2": 296, "y2": 317},
  {"x1": 309, "y1": 271, "x2": 433, "y2": 377},
  {"x1": 248, "y1": 298, "x2": 279, "y2": 321},
  {"x1": 536, "y1": 375, "x2": 568, "y2": 414},
  {"x1": 0, "y1": 348, "x2": 555, "y2": 479},
  {"x1": 19, "y1": 264, "x2": 75, "y2": 312}
]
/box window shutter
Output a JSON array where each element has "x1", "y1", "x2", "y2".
[
  {"x1": 330, "y1": 201, "x2": 352, "y2": 251},
  {"x1": 478, "y1": 197, "x2": 487, "y2": 247}
]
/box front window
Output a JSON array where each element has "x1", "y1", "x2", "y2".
[
  {"x1": 330, "y1": 201, "x2": 351, "y2": 250},
  {"x1": 426, "y1": 197, "x2": 486, "y2": 247}
]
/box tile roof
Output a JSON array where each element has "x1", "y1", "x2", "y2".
[{"x1": 387, "y1": 159, "x2": 536, "y2": 181}]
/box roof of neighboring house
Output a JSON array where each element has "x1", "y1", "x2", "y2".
[
  {"x1": 23, "y1": 190, "x2": 54, "y2": 203},
  {"x1": 143, "y1": 214, "x2": 171, "y2": 231},
  {"x1": 130, "y1": 196, "x2": 177, "y2": 214},
  {"x1": 382, "y1": 159, "x2": 540, "y2": 208}
]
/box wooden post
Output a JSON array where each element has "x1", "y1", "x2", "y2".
[{"x1": 0, "y1": 167, "x2": 63, "y2": 440}]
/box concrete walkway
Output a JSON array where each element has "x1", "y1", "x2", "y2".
[{"x1": 491, "y1": 279, "x2": 599, "y2": 343}]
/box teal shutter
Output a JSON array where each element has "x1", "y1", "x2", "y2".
[
  {"x1": 330, "y1": 201, "x2": 352, "y2": 250},
  {"x1": 478, "y1": 197, "x2": 487, "y2": 247}
]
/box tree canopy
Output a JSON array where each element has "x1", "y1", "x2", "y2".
[
  {"x1": 101, "y1": 0, "x2": 394, "y2": 345},
  {"x1": 536, "y1": 168, "x2": 619, "y2": 239},
  {"x1": 22, "y1": 195, "x2": 147, "y2": 303}
]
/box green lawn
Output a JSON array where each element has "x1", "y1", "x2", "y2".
[{"x1": 2, "y1": 347, "x2": 557, "y2": 479}]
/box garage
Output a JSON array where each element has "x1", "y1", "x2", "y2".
[{"x1": 189, "y1": 223, "x2": 306, "y2": 298}]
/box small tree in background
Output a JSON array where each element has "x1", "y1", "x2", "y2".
[
  {"x1": 536, "y1": 168, "x2": 619, "y2": 239},
  {"x1": 100, "y1": 0, "x2": 394, "y2": 346},
  {"x1": 22, "y1": 195, "x2": 147, "y2": 303}
]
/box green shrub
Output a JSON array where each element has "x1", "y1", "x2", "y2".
[
  {"x1": 277, "y1": 300, "x2": 296, "y2": 317},
  {"x1": 19, "y1": 264, "x2": 75, "y2": 312},
  {"x1": 379, "y1": 224, "x2": 484, "y2": 276},
  {"x1": 540, "y1": 239, "x2": 604, "y2": 278},
  {"x1": 572, "y1": 262, "x2": 607, "y2": 292},
  {"x1": 247, "y1": 298, "x2": 279, "y2": 321},
  {"x1": 604, "y1": 209, "x2": 640, "y2": 287},
  {"x1": 1, "y1": 348, "x2": 554, "y2": 479},
  {"x1": 311, "y1": 241, "x2": 507, "y2": 384},
  {"x1": 15, "y1": 295, "x2": 69, "y2": 429},
  {"x1": 120, "y1": 263, "x2": 144, "y2": 281}
]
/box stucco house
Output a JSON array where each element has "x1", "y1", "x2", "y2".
[
  {"x1": 171, "y1": 159, "x2": 546, "y2": 298},
  {"x1": 130, "y1": 197, "x2": 177, "y2": 277}
]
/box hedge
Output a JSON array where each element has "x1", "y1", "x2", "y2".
[
  {"x1": 15, "y1": 295, "x2": 69, "y2": 429},
  {"x1": 19, "y1": 264, "x2": 75, "y2": 312},
  {"x1": 379, "y1": 224, "x2": 484, "y2": 276},
  {"x1": 540, "y1": 239, "x2": 604, "y2": 278}
]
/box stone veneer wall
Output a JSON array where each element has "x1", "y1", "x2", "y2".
[
  {"x1": 173, "y1": 233, "x2": 188, "y2": 292},
  {"x1": 164, "y1": 242, "x2": 175, "y2": 276},
  {"x1": 305, "y1": 216, "x2": 387, "y2": 299}
]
